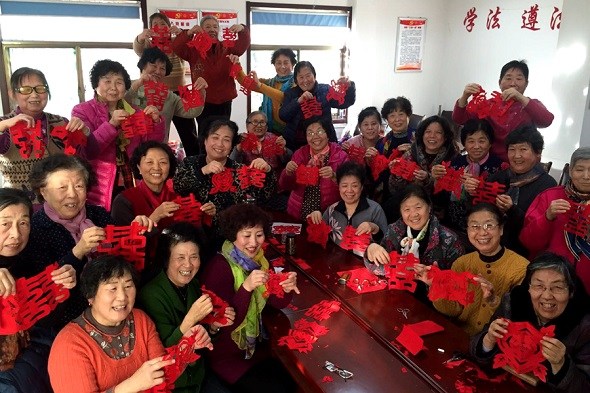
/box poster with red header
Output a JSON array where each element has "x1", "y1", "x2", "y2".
[
  {"x1": 395, "y1": 18, "x2": 427, "y2": 72},
  {"x1": 201, "y1": 10, "x2": 239, "y2": 41},
  {"x1": 159, "y1": 9, "x2": 199, "y2": 30}
]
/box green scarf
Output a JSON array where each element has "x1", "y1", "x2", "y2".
[{"x1": 221, "y1": 240, "x2": 269, "y2": 359}]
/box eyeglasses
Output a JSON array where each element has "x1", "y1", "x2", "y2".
[
  {"x1": 306, "y1": 129, "x2": 326, "y2": 138},
  {"x1": 324, "y1": 361, "x2": 353, "y2": 379},
  {"x1": 15, "y1": 85, "x2": 49, "y2": 95},
  {"x1": 467, "y1": 223, "x2": 499, "y2": 232},
  {"x1": 247, "y1": 120, "x2": 267, "y2": 127},
  {"x1": 529, "y1": 283, "x2": 569, "y2": 295}
]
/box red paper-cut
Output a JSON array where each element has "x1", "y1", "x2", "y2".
[
  {"x1": 466, "y1": 87, "x2": 515, "y2": 122},
  {"x1": 200, "y1": 286, "x2": 229, "y2": 326},
  {"x1": 347, "y1": 145, "x2": 366, "y2": 165},
  {"x1": 321, "y1": 376, "x2": 334, "y2": 383},
  {"x1": 186, "y1": 31, "x2": 213, "y2": 58},
  {"x1": 325, "y1": 80, "x2": 349, "y2": 105},
  {"x1": 306, "y1": 218, "x2": 332, "y2": 248},
  {"x1": 304, "y1": 300, "x2": 341, "y2": 321},
  {"x1": 427, "y1": 266, "x2": 477, "y2": 306},
  {"x1": 489, "y1": 91, "x2": 515, "y2": 121},
  {"x1": 293, "y1": 319, "x2": 329, "y2": 337},
  {"x1": 277, "y1": 328, "x2": 315, "y2": 353},
  {"x1": 300, "y1": 98, "x2": 323, "y2": 119},
  {"x1": 339, "y1": 225, "x2": 371, "y2": 254},
  {"x1": 263, "y1": 271, "x2": 289, "y2": 298},
  {"x1": 150, "y1": 25, "x2": 172, "y2": 54},
  {"x1": 338, "y1": 268, "x2": 387, "y2": 294},
  {"x1": 295, "y1": 165, "x2": 320, "y2": 186},
  {"x1": 270, "y1": 257, "x2": 285, "y2": 267},
  {"x1": 407, "y1": 320, "x2": 444, "y2": 336},
  {"x1": 0, "y1": 263, "x2": 70, "y2": 335},
  {"x1": 144, "y1": 80, "x2": 169, "y2": 112},
  {"x1": 10, "y1": 120, "x2": 45, "y2": 159},
  {"x1": 493, "y1": 321, "x2": 555, "y2": 382},
  {"x1": 240, "y1": 132, "x2": 259, "y2": 152},
  {"x1": 395, "y1": 325, "x2": 424, "y2": 356},
  {"x1": 564, "y1": 202, "x2": 590, "y2": 239},
  {"x1": 120, "y1": 111, "x2": 154, "y2": 139},
  {"x1": 466, "y1": 86, "x2": 490, "y2": 119},
  {"x1": 229, "y1": 63, "x2": 242, "y2": 78},
  {"x1": 239, "y1": 74, "x2": 257, "y2": 96},
  {"x1": 172, "y1": 194, "x2": 203, "y2": 225},
  {"x1": 261, "y1": 137, "x2": 285, "y2": 157},
  {"x1": 271, "y1": 224, "x2": 302, "y2": 235},
  {"x1": 472, "y1": 180, "x2": 506, "y2": 205},
  {"x1": 177, "y1": 84, "x2": 205, "y2": 111},
  {"x1": 96, "y1": 222, "x2": 147, "y2": 271},
  {"x1": 50, "y1": 125, "x2": 87, "y2": 156},
  {"x1": 221, "y1": 27, "x2": 237, "y2": 44},
  {"x1": 369, "y1": 154, "x2": 390, "y2": 180},
  {"x1": 236, "y1": 166, "x2": 266, "y2": 189},
  {"x1": 434, "y1": 161, "x2": 464, "y2": 199},
  {"x1": 209, "y1": 168, "x2": 236, "y2": 194},
  {"x1": 390, "y1": 158, "x2": 419, "y2": 181},
  {"x1": 387, "y1": 251, "x2": 418, "y2": 293},
  {"x1": 455, "y1": 380, "x2": 476, "y2": 393}
]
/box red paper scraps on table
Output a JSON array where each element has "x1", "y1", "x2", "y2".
[
  {"x1": 387, "y1": 251, "x2": 418, "y2": 293},
  {"x1": 144, "y1": 80, "x2": 169, "y2": 112},
  {"x1": 494, "y1": 321, "x2": 555, "y2": 382},
  {"x1": 50, "y1": 125, "x2": 87, "y2": 156},
  {"x1": 209, "y1": 168, "x2": 236, "y2": 194},
  {"x1": 278, "y1": 328, "x2": 315, "y2": 353},
  {"x1": 407, "y1": 320, "x2": 444, "y2": 336},
  {"x1": 229, "y1": 63, "x2": 242, "y2": 78},
  {"x1": 434, "y1": 162, "x2": 464, "y2": 199},
  {"x1": 472, "y1": 180, "x2": 506, "y2": 205},
  {"x1": 305, "y1": 300, "x2": 341, "y2": 321},
  {"x1": 295, "y1": 165, "x2": 320, "y2": 186},
  {"x1": 401, "y1": 367, "x2": 408, "y2": 373},
  {"x1": 395, "y1": 325, "x2": 424, "y2": 356},
  {"x1": 390, "y1": 158, "x2": 420, "y2": 181},
  {"x1": 455, "y1": 379, "x2": 476, "y2": 393},
  {"x1": 150, "y1": 25, "x2": 172, "y2": 54},
  {"x1": 186, "y1": 31, "x2": 214, "y2": 58},
  {"x1": 338, "y1": 268, "x2": 387, "y2": 294},
  {"x1": 292, "y1": 257, "x2": 311, "y2": 270},
  {"x1": 172, "y1": 194, "x2": 203, "y2": 225},
  {"x1": 97, "y1": 222, "x2": 147, "y2": 271},
  {"x1": 240, "y1": 132, "x2": 259, "y2": 152},
  {"x1": 300, "y1": 98, "x2": 323, "y2": 119},
  {"x1": 120, "y1": 111, "x2": 154, "y2": 139},
  {"x1": 294, "y1": 318, "x2": 330, "y2": 337},
  {"x1": 0, "y1": 263, "x2": 70, "y2": 335},
  {"x1": 427, "y1": 266, "x2": 477, "y2": 307},
  {"x1": 325, "y1": 79, "x2": 349, "y2": 105},
  {"x1": 306, "y1": 219, "x2": 332, "y2": 248},
  {"x1": 10, "y1": 120, "x2": 45, "y2": 159},
  {"x1": 200, "y1": 286, "x2": 229, "y2": 326},
  {"x1": 321, "y1": 376, "x2": 334, "y2": 383},
  {"x1": 339, "y1": 225, "x2": 371, "y2": 254},
  {"x1": 177, "y1": 84, "x2": 205, "y2": 111},
  {"x1": 369, "y1": 154, "x2": 391, "y2": 180},
  {"x1": 239, "y1": 74, "x2": 257, "y2": 95},
  {"x1": 264, "y1": 270, "x2": 289, "y2": 298},
  {"x1": 564, "y1": 202, "x2": 590, "y2": 239},
  {"x1": 236, "y1": 166, "x2": 266, "y2": 189},
  {"x1": 347, "y1": 145, "x2": 366, "y2": 164},
  {"x1": 269, "y1": 256, "x2": 285, "y2": 267}
]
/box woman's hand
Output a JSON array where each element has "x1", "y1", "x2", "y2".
[
  {"x1": 397, "y1": 143, "x2": 412, "y2": 153},
  {"x1": 229, "y1": 24, "x2": 244, "y2": 33},
  {"x1": 541, "y1": 336, "x2": 567, "y2": 374},
  {"x1": 501, "y1": 88, "x2": 529, "y2": 105},
  {"x1": 185, "y1": 324, "x2": 213, "y2": 350},
  {"x1": 51, "y1": 264, "x2": 77, "y2": 290},
  {"x1": 0, "y1": 268, "x2": 16, "y2": 298},
  {"x1": 546, "y1": 199, "x2": 571, "y2": 221},
  {"x1": 226, "y1": 54, "x2": 240, "y2": 64},
  {"x1": 250, "y1": 158, "x2": 272, "y2": 173},
  {"x1": 365, "y1": 147, "x2": 378, "y2": 159},
  {"x1": 73, "y1": 226, "x2": 106, "y2": 259},
  {"x1": 431, "y1": 164, "x2": 447, "y2": 180},
  {"x1": 280, "y1": 271, "x2": 300, "y2": 294},
  {"x1": 181, "y1": 294, "x2": 213, "y2": 333},
  {"x1": 66, "y1": 116, "x2": 87, "y2": 132},
  {"x1": 458, "y1": 83, "x2": 482, "y2": 107},
  {"x1": 250, "y1": 71, "x2": 261, "y2": 88},
  {"x1": 412, "y1": 263, "x2": 433, "y2": 286},
  {"x1": 482, "y1": 318, "x2": 509, "y2": 350},
  {"x1": 297, "y1": 91, "x2": 314, "y2": 103},
  {"x1": 1, "y1": 113, "x2": 36, "y2": 131},
  {"x1": 473, "y1": 276, "x2": 495, "y2": 301},
  {"x1": 366, "y1": 243, "x2": 390, "y2": 265},
  {"x1": 187, "y1": 25, "x2": 203, "y2": 36},
  {"x1": 306, "y1": 211, "x2": 323, "y2": 225},
  {"x1": 132, "y1": 215, "x2": 156, "y2": 234},
  {"x1": 336, "y1": 76, "x2": 351, "y2": 87},
  {"x1": 109, "y1": 109, "x2": 129, "y2": 127},
  {"x1": 341, "y1": 141, "x2": 350, "y2": 151},
  {"x1": 169, "y1": 25, "x2": 182, "y2": 36},
  {"x1": 144, "y1": 105, "x2": 161, "y2": 123},
  {"x1": 318, "y1": 166, "x2": 334, "y2": 179},
  {"x1": 414, "y1": 169, "x2": 428, "y2": 182},
  {"x1": 242, "y1": 269, "x2": 268, "y2": 292},
  {"x1": 463, "y1": 176, "x2": 480, "y2": 195},
  {"x1": 121, "y1": 356, "x2": 175, "y2": 392},
  {"x1": 150, "y1": 201, "x2": 181, "y2": 224},
  {"x1": 201, "y1": 160, "x2": 225, "y2": 175},
  {"x1": 136, "y1": 28, "x2": 152, "y2": 44},
  {"x1": 356, "y1": 222, "x2": 377, "y2": 235},
  {"x1": 495, "y1": 194, "x2": 513, "y2": 213},
  {"x1": 285, "y1": 161, "x2": 298, "y2": 175},
  {"x1": 200, "y1": 202, "x2": 216, "y2": 217},
  {"x1": 193, "y1": 77, "x2": 208, "y2": 92},
  {"x1": 275, "y1": 136, "x2": 287, "y2": 150},
  {"x1": 212, "y1": 307, "x2": 236, "y2": 329}
]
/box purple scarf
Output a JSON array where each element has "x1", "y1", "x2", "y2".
[{"x1": 43, "y1": 202, "x2": 95, "y2": 243}]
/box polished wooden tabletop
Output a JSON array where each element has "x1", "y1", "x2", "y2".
[{"x1": 263, "y1": 229, "x2": 543, "y2": 392}]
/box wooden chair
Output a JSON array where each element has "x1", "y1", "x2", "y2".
[{"x1": 541, "y1": 161, "x2": 553, "y2": 173}]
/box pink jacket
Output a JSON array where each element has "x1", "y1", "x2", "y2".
[
  {"x1": 279, "y1": 142, "x2": 348, "y2": 220},
  {"x1": 72, "y1": 98, "x2": 165, "y2": 211},
  {"x1": 520, "y1": 186, "x2": 590, "y2": 294}
]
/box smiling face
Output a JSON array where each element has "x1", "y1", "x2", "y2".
[
  {"x1": 40, "y1": 169, "x2": 87, "y2": 220},
  {"x1": 570, "y1": 159, "x2": 590, "y2": 193},
  {"x1": 142, "y1": 59, "x2": 167, "y2": 82},
  {"x1": 296, "y1": 66, "x2": 316, "y2": 92},
  {"x1": 246, "y1": 113, "x2": 268, "y2": 138},
  {"x1": 360, "y1": 114, "x2": 381, "y2": 142},
  {"x1": 90, "y1": 273, "x2": 136, "y2": 327},
  {"x1": 499, "y1": 67, "x2": 528, "y2": 94},
  {"x1": 423, "y1": 122, "x2": 446, "y2": 154},
  {"x1": 166, "y1": 241, "x2": 200, "y2": 287},
  {"x1": 529, "y1": 269, "x2": 570, "y2": 324},
  {"x1": 138, "y1": 147, "x2": 170, "y2": 191},
  {"x1": 204, "y1": 126, "x2": 234, "y2": 162},
  {"x1": 12, "y1": 74, "x2": 49, "y2": 117},
  {"x1": 274, "y1": 54, "x2": 294, "y2": 78},
  {"x1": 95, "y1": 72, "x2": 126, "y2": 104},
  {"x1": 507, "y1": 142, "x2": 540, "y2": 174},
  {"x1": 0, "y1": 204, "x2": 30, "y2": 257},
  {"x1": 400, "y1": 195, "x2": 430, "y2": 231},
  {"x1": 201, "y1": 18, "x2": 219, "y2": 41},
  {"x1": 234, "y1": 225, "x2": 265, "y2": 258},
  {"x1": 150, "y1": 16, "x2": 168, "y2": 28},
  {"x1": 464, "y1": 130, "x2": 492, "y2": 162},
  {"x1": 467, "y1": 210, "x2": 503, "y2": 256},
  {"x1": 306, "y1": 122, "x2": 329, "y2": 154},
  {"x1": 339, "y1": 175, "x2": 363, "y2": 206},
  {"x1": 386, "y1": 110, "x2": 409, "y2": 134}
]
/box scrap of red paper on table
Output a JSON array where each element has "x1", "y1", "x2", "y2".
[
  {"x1": 395, "y1": 325, "x2": 424, "y2": 356},
  {"x1": 96, "y1": 222, "x2": 147, "y2": 271},
  {"x1": 321, "y1": 376, "x2": 334, "y2": 383},
  {"x1": 200, "y1": 286, "x2": 229, "y2": 326},
  {"x1": 427, "y1": 266, "x2": 477, "y2": 307},
  {"x1": 295, "y1": 165, "x2": 320, "y2": 186},
  {"x1": 305, "y1": 300, "x2": 341, "y2": 321},
  {"x1": 306, "y1": 218, "x2": 332, "y2": 248},
  {"x1": 338, "y1": 268, "x2": 387, "y2": 294},
  {"x1": 407, "y1": 320, "x2": 444, "y2": 336}
]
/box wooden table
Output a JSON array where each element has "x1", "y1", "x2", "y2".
[{"x1": 264, "y1": 231, "x2": 543, "y2": 392}]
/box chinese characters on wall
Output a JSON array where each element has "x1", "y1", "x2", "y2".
[{"x1": 463, "y1": 4, "x2": 561, "y2": 32}]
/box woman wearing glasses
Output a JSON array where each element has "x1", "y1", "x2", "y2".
[
  {"x1": 471, "y1": 253, "x2": 590, "y2": 392},
  {"x1": 279, "y1": 118, "x2": 348, "y2": 220},
  {"x1": 0, "y1": 67, "x2": 87, "y2": 205},
  {"x1": 414, "y1": 203, "x2": 528, "y2": 335}
]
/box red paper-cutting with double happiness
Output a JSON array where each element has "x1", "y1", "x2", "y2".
[
  {"x1": 209, "y1": 168, "x2": 236, "y2": 194},
  {"x1": 240, "y1": 132, "x2": 259, "y2": 152},
  {"x1": 10, "y1": 120, "x2": 45, "y2": 159},
  {"x1": 564, "y1": 202, "x2": 590, "y2": 239},
  {"x1": 434, "y1": 162, "x2": 464, "y2": 199},
  {"x1": 50, "y1": 125, "x2": 87, "y2": 156},
  {"x1": 278, "y1": 316, "x2": 331, "y2": 353},
  {"x1": 177, "y1": 84, "x2": 205, "y2": 111},
  {"x1": 150, "y1": 25, "x2": 172, "y2": 54},
  {"x1": 387, "y1": 251, "x2": 418, "y2": 293},
  {"x1": 261, "y1": 137, "x2": 285, "y2": 157},
  {"x1": 200, "y1": 286, "x2": 229, "y2": 326},
  {"x1": 306, "y1": 218, "x2": 332, "y2": 248},
  {"x1": 339, "y1": 225, "x2": 371, "y2": 254},
  {"x1": 347, "y1": 145, "x2": 366, "y2": 165},
  {"x1": 186, "y1": 31, "x2": 214, "y2": 58},
  {"x1": 300, "y1": 98, "x2": 323, "y2": 119},
  {"x1": 493, "y1": 321, "x2": 555, "y2": 382},
  {"x1": 325, "y1": 79, "x2": 349, "y2": 105},
  {"x1": 120, "y1": 111, "x2": 154, "y2": 139},
  {"x1": 144, "y1": 80, "x2": 169, "y2": 112},
  {"x1": 295, "y1": 165, "x2": 320, "y2": 186},
  {"x1": 263, "y1": 271, "x2": 289, "y2": 298},
  {"x1": 427, "y1": 265, "x2": 477, "y2": 307},
  {"x1": 236, "y1": 166, "x2": 266, "y2": 189},
  {"x1": 472, "y1": 180, "x2": 505, "y2": 205},
  {"x1": 97, "y1": 222, "x2": 147, "y2": 271},
  {"x1": 271, "y1": 223, "x2": 302, "y2": 235},
  {"x1": 305, "y1": 300, "x2": 341, "y2": 321},
  {"x1": 239, "y1": 74, "x2": 257, "y2": 96},
  {"x1": 172, "y1": 194, "x2": 203, "y2": 225},
  {"x1": 390, "y1": 158, "x2": 419, "y2": 181},
  {"x1": 370, "y1": 154, "x2": 391, "y2": 180},
  {"x1": 221, "y1": 27, "x2": 237, "y2": 48}
]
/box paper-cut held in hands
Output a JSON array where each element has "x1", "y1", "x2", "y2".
[
  {"x1": 427, "y1": 265, "x2": 477, "y2": 307},
  {"x1": 172, "y1": 194, "x2": 203, "y2": 226},
  {"x1": 186, "y1": 31, "x2": 213, "y2": 58},
  {"x1": 387, "y1": 251, "x2": 418, "y2": 293},
  {"x1": 236, "y1": 166, "x2": 266, "y2": 189},
  {"x1": 370, "y1": 154, "x2": 391, "y2": 181},
  {"x1": 120, "y1": 111, "x2": 154, "y2": 139},
  {"x1": 325, "y1": 79, "x2": 349, "y2": 105},
  {"x1": 209, "y1": 168, "x2": 236, "y2": 194},
  {"x1": 472, "y1": 180, "x2": 506, "y2": 205},
  {"x1": 295, "y1": 165, "x2": 320, "y2": 186},
  {"x1": 263, "y1": 270, "x2": 289, "y2": 298},
  {"x1": 306, "y1": 218, "x2": 332, "y2": 248},
  {"x1": 347, "y1": 145, "x2": 366, "y2": 165},
  {"x1": 144, "y1": 80, "x2": 169, "y2": 112},
  {"x1": 338, "y1": 267, "x2": 388, "y2": 294},
  {"x1": 339, "y1": 225, "x2": 371, "y2": 254},
  {"x1": 96, "y1": 222, "x2": 147, "y2": 271},
  {"x1": 50, "y1": 125, "x2": 87, "y2": 156},
  {"x1": 390, "y1": 158, "x2": 419, "y2": 181},
  {"x1": 10, "y1": 120, "x2": 45, "y2": 159},
  {"x1": 240, "y1": 132, "x2": 259, "y2": 152},
  {"x1": 200, "y1": 286, "x2": 229, "y2": 326},
  {"x1": 178, "y1": 84, "x2": 205, "y2": 111},
  {"x1": 434, "y1": 161, "x2": 464, "y2": 199},
  {"x1": 300, "y1": 98, "x2": 323, "y2": 119},
  {"x1": 564, "y1": 201, "x2": 590, "y2": 239}
]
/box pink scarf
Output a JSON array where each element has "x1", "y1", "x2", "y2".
[
  {"x1": 43, "y1": 202, "x2": 95, "y2": 243},
  {"x1": 308, "y1": 145, "x2": 330, "y2": 167},
  {"x1": 465, "y1": 152, "x2": 489, "y2": 177}
]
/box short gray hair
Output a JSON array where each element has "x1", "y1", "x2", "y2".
[
  {"x1": 247, "y1": 111, "x2": 267, "y2": 123},
  {"x1": 200, "y1": 15, "x2": 218, "y2": 27},
  {"x1": 570, "y1": 147, "x2": 590, "y2": 168}
]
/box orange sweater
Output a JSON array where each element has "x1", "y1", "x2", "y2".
[{"x1": 48, "y1": 309, "x2": 165, "y2": 393}]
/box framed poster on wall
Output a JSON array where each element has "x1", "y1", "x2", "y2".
[
  {"x1": 158, "y1": 9, "x2": 199, "y2": 29},
  {"x1": 394, "y1": 17, "x2": 427, "y2": 72}
]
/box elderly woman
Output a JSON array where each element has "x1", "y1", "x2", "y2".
[
  {"x1": 0, "y1": 188, "x2": 76, "y2": 393},
  {"x1": 279, "y1": 118, "x2": 348, "y2": 220},
  {"x1": 139, "y1": 222, "x2": 235, "y2": 392},
  {"x1": 307, "y1": 161, "x2": 388, "y2": 253},
  {"x1": 467, "y1": 125, "x2": 556, "y2": 256},
  {"x1": 471, "y1": 253, "x2": 590, "y2": 392},
  {"x1": 173, "y1": 119, "x2": 276, "y2": 212},
  {"x1": 200, "y1": 204, "x2": 298, "y2": 392},
  {"x1": 72, "y1": 59, "x2": 165, "y2": 211},
  {"x1": 279, "y1": 61, "x2": 356, "y2": 151},
  {"x1": 453, "y1": 60, "x2": 554, "y2": 161},
  {"x1": 126, "y1": 47, "x2": 207, "y2": 144},
  {"x1": 25, "y1": 154, "x2": 152, "y2": 329},
  {"x1": 0, "y1": 67, "x2": 86, "y2": 204},
  {"x1": 414, "y1": 203, "x2": 528, "y2": 335},
  {"x1": 520, "y1": 147, "x2": 590, "y2": 294},
  {"x1": 377, "y1": 96, "x2": 414, "y2": 157},
  {"x1": 48, "y1": 255, "x2": 212, "y2": 393}
]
